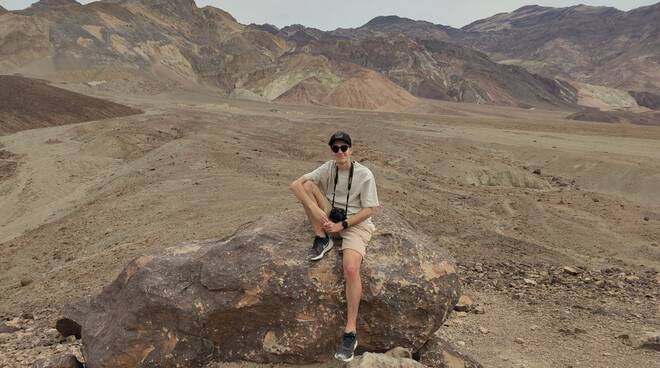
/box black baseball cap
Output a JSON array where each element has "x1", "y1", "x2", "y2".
[{"x1": 328, "y1": 131, "x2": 352, "y2": 147}]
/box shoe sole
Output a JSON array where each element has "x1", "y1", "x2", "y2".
[
  {"x1": 309, "y1": 239, "x2": 333, "y2": 261},
  {"x1": 333, "y1": 338, "x2": 357, "y2": 362},
  {"x1": 334, "y1": 353, "x2": 354, "y2": 362}
]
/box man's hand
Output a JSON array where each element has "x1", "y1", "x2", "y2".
[{"x1": 323, "y1": 221, "x2": 343, "y2": 234}]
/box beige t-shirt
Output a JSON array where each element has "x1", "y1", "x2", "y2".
[{"x1": 303, "y1": 160, "x2": 379, "y2": 227}]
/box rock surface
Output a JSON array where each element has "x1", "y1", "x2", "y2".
[
  {"x1": 59, "y1": 207, "x2": 460, "y2": 367},
  {"x1": 349, "y1": 351, "x2": 427, "y2": 367},
  {"x1": 417, "y1": 334, "x2": 483, "y2": 368},
  {"x1": 32, "y1": 354, "x2": 84, "y2": 368}
]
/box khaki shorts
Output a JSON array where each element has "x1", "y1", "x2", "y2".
[
  {"x1": 338, "y1": 221, "x2": 375, "y2": 258},
  {"x1": 323, "y1": 201, "x2": 375, "y2": 259}
]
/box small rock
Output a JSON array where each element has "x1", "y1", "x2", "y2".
[
  {"x1": 639, "y1": 333, "x2": 660, "y2": 351},
  {"x1": 643, "y1": 216, "x2": 649, "y2": 221},
  {"x1": 625, "y1": 275, "x2": 640, "y2": 282},
  {"x1": 41, "y1": 328, "x2": 62, "y2": 346},
  {"x1": 479, "y1": 326, "x2": 489, "y2": 334},
  {"x1": 454, "y1": 295, "x2": 474, "y2": 312},
  {"x1": 20, "y1": 278, "x2": 33, "y2": 287},
  {"x1": 417, "y1": 336, "x2": 483, "y2": 368},
  {"x1": 384, "y1": 346, "x2": 412, "y2": 359},
  {"x1": 55, "y1": 318, "x2": 81, "y2": 339},
  {"x1": 533, "y1": 169, "x2": 542, "y2": 175},
  {"x1": 514, "y1": 337, "x2": 525, "y2": 344},
  {"x1": 616, "y1": 333, "x2": 630, "y2": 341},
  {"x1": 563, "y1": 266, "x2": 579, "y2": 275},
  {"x1": 473, "y1": 305, "x2": 486, "y2": 314},
  {"x1": 0, "y1": 322, "x2": 19, "y2": 333},
  {"x1": 530, "y1": 325, "x2": 539, "y2": 331},
  {"x1": 523, "y1": 278, "x2": 537, "y2": 286},
  {"x1": 31, "y1": 354, "x2": 83, "y2": 368}
]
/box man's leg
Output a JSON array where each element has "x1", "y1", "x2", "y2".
[
  {"x1": 342, "y1": 249, "x2": 362, "y2": 333},
  {"x1": 334, "y1": 248, "x2": 362, "y2": 362},
  {"x1": 302, "y1": 181, "x2": 329, "y2": 237}
]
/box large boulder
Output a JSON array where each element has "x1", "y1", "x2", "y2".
[{"x1": 59, "y1": 208, "x2": 460, "y2": 367}]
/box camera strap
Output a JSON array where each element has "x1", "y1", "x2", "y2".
[{"x1": 331, "y1": 161, "x2": 354, "y2": 214}]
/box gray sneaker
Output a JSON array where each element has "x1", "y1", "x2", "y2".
[
  {"x1": 309, "y1": 235, "x2": 333, "y2": 261},
  {"x1": 334, "y1": 331, "x2": 357, "y2": 362}
]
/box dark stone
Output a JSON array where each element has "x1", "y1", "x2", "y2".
[
  {"x1": 0, "y1": 322, "x2": 19, "y2": 334},
  {"x1": 61, "y1": 208, "x2": 461, "y2": 367},
  {"x1": 55, "y1": 318, "x2": 81, "y2": 339},
  {"x1": 20, "y1": 278, "x2": 33, "y2": 287}
]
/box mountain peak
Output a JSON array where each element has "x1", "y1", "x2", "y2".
[
  {"x1": 363, "y1": 15, "x2": 415, "y2": 27},
  {"x1": 513, "y1": 4, "x2": 547, "y2": 12},
  {"x1": 28, "y1": 0, "x2": 80, "y2": 9}
]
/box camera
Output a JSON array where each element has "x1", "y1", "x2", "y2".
[{"x1": 329, "y1": 207, "x2": 347, "y2": 223}]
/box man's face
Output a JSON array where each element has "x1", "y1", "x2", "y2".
[{"x1": 330, "y1": 140, "x2": 352, "y2": 162}]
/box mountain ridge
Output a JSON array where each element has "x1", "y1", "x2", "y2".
[{"x1": 2, "y1": 0, "x2": 654, "y2": 111}]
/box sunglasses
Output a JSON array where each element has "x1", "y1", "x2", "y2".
[{"x1": 331, "y1": 144, "x2": 350, "y2": 153}]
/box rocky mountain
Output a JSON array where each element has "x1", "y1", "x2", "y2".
[
  {"x1": 5, "y1": 0, "x2": 650, "y2": 111},
  {"x1": 329, "y1": 6, "x2": 660, "y2": 96},
  {"x1": 288, "y1": 4, "x2": 660, "y2": 108},
  {"x1": 0, "y1": 0, "x2": 419, "y2": 111},
  {"x1": 455, "y1": 4, "x2": 660, "y2": 94},
  {"x1": 333, "y1": 15, "x2": 457, "y2": 41},
  {"x1": 261, "y1": 20, "x2": 577, "y2": 108},
  {"x1": 26, "y1": 0, "x2": 81, "y2": 11},
  {"x1": 303, "y1": 33, "x2": 576, "y2": 107}
]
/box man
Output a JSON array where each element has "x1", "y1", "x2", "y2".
[{"x1": 290, "y1": 131, "x2": 379, "y2": 362}]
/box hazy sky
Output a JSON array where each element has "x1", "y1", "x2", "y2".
[{"x1": 1, "y1": 0, "x2": 657, "y2": 29}]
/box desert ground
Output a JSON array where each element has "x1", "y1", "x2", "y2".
[{"x1": 0, "y1": 85, "x2": 658, "y2": 367}]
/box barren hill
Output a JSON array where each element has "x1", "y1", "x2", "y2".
[
  {"x1": 0, "y1": 75, "x2": 141, "y2": 135},
  {"x1": 334, "y1": 15, "x2": 456, "y2": 41},
  {"x1": 567, "y1": 108, "x2": 660, "y2": 126},
  {"x1": 304, "y1": 34, "x2": 577, "y2": 108},
  {"x1": 311, "y1": 5, "x2": 660, "y2": 105},
  {"x1": 0, "y1": 0, "x2": 416, "y2": 111},
  {"x1": 0, "y1": 0, "x2": 595, "y2": 111},
  {"x1": 456, "y1": 4, "x2": 660, "y2": 94}
]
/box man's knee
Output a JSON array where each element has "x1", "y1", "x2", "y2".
[
  {"x1": 343, "y1": 262, "x2": 361, "y2": 281},
  {"x1": 303, "y1": 180, "x2": 319, "y2": 193}
]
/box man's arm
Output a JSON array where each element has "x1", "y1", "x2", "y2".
[
  {"x1": 323, "y1": 207, "x2": 373, "y2": 233},
  {"x1": 347, "y1": 207, "x2": 373, "y2": 227}
]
